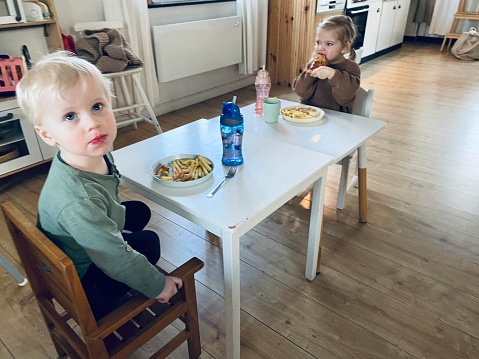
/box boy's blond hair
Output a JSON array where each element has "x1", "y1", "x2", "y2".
[{"x1": 16, "y1": 51, "x2": 112, "y2": 126}]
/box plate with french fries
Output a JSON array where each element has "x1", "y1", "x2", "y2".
[
  {"x1": 151, "y1": 154, "x2": 214, "y2": 187},
  {"x1": 281, "y1": 105, "x2": 325, "y2": 123}
]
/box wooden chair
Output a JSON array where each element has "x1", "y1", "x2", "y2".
[
  {"x1": 1, "y1": 201, "x2": 203, "y2": 359},
  {"x1": 336, "y1": 86, "x2": 375, "y2": 210},
  {"x1": 74, "y1": 19, "x2": 163, "y2": 134}
]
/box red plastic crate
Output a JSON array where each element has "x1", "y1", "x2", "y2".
[{"x1": 0, "y1": 56, "x2": 26, "y2": 95}]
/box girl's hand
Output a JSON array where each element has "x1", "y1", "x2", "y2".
[
  {"x1": 155, "y1": 275, "x2": 183, "y2": 303},
  {"x1": 310, "y1": 66, "x2": 335, "y2": 80}
]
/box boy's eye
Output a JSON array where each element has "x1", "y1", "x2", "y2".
[
  {"x1": 65, "y1": 113, "x2": 78, "y2": 122},
  {"x1": 92, "y1": 103, "x2": 103, "y2": 111}
]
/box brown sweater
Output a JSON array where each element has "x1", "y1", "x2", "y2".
[{"x1": 292, "y1": 58, "x2": 361, "y2": 114}]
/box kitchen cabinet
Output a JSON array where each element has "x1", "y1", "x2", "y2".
[
  {"x1": 376, "y1": 0, "x2": 411, "y2": 52},
  {"x1": 0, "y1": 99, "x2": 56, "y2": 178},
  {"x1": 0, "y1": 0, "x2": 62, "y2": 177},
  {"x1": 0, "y1": 0, "x2": 63, "y2": 51},
  {"x1": 362, "y1": 0, "x2": 382, "y2": 58}
]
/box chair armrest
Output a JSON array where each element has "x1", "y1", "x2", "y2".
[{"x1": 92, "y1": 257, "x2": 204, "y2": 338}]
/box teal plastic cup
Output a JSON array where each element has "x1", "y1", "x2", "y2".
[{"x1": 263, "y1": 98, "x2": 281, "y2": 123}]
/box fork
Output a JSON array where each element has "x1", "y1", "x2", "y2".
[{"x1": 207, "y1": 166, "x2": 237, "y2": 198}]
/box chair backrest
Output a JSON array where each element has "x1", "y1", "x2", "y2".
[
  {"x1": 1, "y1": 201, "x2": 203, "y2": 359},
  {"x1": 352, "y1": 86, "x2": 374, "y2": 118}
]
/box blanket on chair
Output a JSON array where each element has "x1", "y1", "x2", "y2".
[{"x1": 76, "y1": 28, "x2": 144, "y2": 73}]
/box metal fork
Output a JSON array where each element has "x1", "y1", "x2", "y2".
[{"x1": 207, "y1": 166, "x2": 237, "y2": 198}]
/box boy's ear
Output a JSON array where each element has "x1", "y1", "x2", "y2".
[{"x1": 34, "y1": 126, "x2": 56, "y2": 147}]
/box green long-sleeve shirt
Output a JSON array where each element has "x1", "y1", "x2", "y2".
[{"x1": 37, "y1": 152, "x2": 165, "y2": 298}]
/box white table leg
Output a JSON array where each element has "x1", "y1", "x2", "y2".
[
  {"x1": 222, "y1": 231, "x2": 241, "y2": 359},
  {"x1": 306, "y1": 171, "x2": 327, "y2": 280}
]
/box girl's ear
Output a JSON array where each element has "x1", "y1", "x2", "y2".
[
  {"x1": 341, "y1": 42, "x2": 351, "y2": 54},
  {"x1": 35, "y1": 126, "x2": 57, "y2": 147}
]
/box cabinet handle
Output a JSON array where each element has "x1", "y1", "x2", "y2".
[
  {"x1": 398, "y1": 4, "x2": 402, "y2": 8},
  {"x1": 377, "y1": 8, "x2": 380, "y2": 12},
  {"x1": 0, "y1": 113, "x2": 14, "y2": 123},
  {"x1": 393, "y1": 6, "x2": 397, "y2": 9}
]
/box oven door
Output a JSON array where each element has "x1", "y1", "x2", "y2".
[{"x1": 346, "y1": 5, "x2": 369, "y2": 50}]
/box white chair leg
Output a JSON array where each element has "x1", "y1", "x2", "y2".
[
  {"x1": 337, "y1": 156, "x2": 351, "y2": 209},
  {"x1": 118, "y1": 76, "x2": 138, "y2": 130},
  {"x1": 132, "y1": 75, "x2": 163, "y2": 134},
  {"x1": 348, "y1": 163, "x2": 359, "y2": 191}
]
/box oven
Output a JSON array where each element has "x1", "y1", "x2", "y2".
[{"x1": 345, "y1": 0, "x2": 370, "y2": 61}]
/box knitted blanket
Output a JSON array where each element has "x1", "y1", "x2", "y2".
[{"x1": 76, "y1": 28, "x2": 143, "y2": 73}]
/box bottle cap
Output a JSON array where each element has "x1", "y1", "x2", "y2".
[
  {"x1": 255, "y1": 65, "x2": 270, "y2": 85},
  {"x1": 221, "y1": 101, "x2": 243, "y2": 123}
]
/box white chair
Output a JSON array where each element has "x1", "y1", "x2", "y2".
[
  {"x1": 336, "y1": 86, "x2": 375, "y2": 209},
  {"x1": 74, "y1": 20, "x2": 162, "y2": 134}
]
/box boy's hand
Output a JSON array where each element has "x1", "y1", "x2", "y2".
[
  {"x1": 310, "y1": 66, "x2": 335, "y2": 80},
  {"x1": 155, "y1": 275, "x2": 183, "y2": 303}
]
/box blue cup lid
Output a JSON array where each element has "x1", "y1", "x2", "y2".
[{"x1": 221, "y1": 101, "x2": 243, "y2": 122}]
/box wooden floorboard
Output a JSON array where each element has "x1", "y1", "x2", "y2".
[{"x1": 1, "y1": 41, "x2": 479, "y2": 358}]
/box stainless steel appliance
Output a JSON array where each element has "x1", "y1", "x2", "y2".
[
  {"x1": 346, "y1": 0, "x2": 370, "y2": 62},
  {"x1": 316, "y1": 0, "x2": 346, "y2": 15}
]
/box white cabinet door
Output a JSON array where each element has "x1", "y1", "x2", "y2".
[
  {"x1": 363, "y1": 0, "x2": 383, "y2": 57},
  {"x1": 391, "y1": 0, "x2": 411, "y2": 46},
  {"x1": 0, "y1": 107, "x2": 43, "y2": 176},
  {"x1": 376, "y1": 0, "x2": 397, "y2": 52}
]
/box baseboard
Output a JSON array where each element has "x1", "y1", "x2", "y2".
[
  {"x1": 152, "y1": 76, "x2": 255, "y2": 116},
  {"x1": 361, "y1": 43, "x2": 402, "y2": 64},
  {"x1": 403, "y1": 36, "x2": 444, "y2": 44}
]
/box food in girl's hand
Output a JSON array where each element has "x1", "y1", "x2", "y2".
[
  {"x1": 157, "y1": 154, "x2": 213, "y2": 182},
  {"x1": 307, "y1": 54, "x2": 327, "y2": 73}
]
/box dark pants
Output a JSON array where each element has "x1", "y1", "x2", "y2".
[{"x1": 81, "y1": 201, "x2": 161, "y2": 319}]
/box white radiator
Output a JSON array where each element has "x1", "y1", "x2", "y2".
[{"x1": 152, "y1": 16, "x2": 242, "y2": 83}]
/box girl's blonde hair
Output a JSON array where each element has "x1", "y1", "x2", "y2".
[
  {"x1": 16, "y1": 51, "x2": 112, "y2": 126},
  {"x1": 317, "y1": 15, "x2": 357, "y2": 61}
]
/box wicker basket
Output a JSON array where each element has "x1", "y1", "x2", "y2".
[{"x1": 0, "y1": 144, "x2": 20, "y2": 164}]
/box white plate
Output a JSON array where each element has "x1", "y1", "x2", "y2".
[
  {"x1": 281, "y1": 105, "x2": 325, "y2": 123},
  {"x1": 151, "y1": 154, "x2": 214, "y2": 187}
]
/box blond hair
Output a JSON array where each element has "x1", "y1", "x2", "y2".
[
  {"x1": 317, "y1": 15, "x2": 357, "y2": 61},
  {"x1": 16, "y1": 51, "x2": 112, "y2": 126}
]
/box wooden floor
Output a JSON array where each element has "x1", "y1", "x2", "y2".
[{"x1": 1, "y1": 42, "x2": 479, "y2": 358}]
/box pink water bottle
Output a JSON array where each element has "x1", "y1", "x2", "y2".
[{"x1": 255, "y1": 65, "x2": 271, "y2": 115}]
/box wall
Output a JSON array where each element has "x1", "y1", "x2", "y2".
[
  {"x1": 147, "y1": 2, "x2": 254, "y2": 111},
  {"x1": 405, "y1": 0, "x2": 479, "y2": 39}
]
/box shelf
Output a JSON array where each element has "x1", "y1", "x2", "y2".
[{"x1": 0, "y1": 19, "x2": 56, "y2": 30}]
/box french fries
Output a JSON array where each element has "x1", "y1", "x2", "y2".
[
  {"x1": 281, "y1": 106, "x2": 320, "y2": 119},
  {"x1": 155, "y1": 154, "x2": 213, "y2": 182}
]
